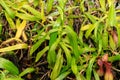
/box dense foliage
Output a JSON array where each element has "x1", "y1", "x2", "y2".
[{"x1": 0, "y1": 0, "x2": 120, "y2": 80}]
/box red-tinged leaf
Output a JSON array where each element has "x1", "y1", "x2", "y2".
[
  {"x1": 111, "y1": 30, "x2": 118, "y2": 44},
  {"x1": 104, "y1": 62, "x2": 113, "y2": 80},
  {"x1": 97, "y1": 59, "x2": 104, "y2": 76}
]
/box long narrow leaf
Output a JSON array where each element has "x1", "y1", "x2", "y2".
[
  {"x1": 0, "y1": 0, "x2": 15, "y2": 18},
  {"x1": 0, "y1": 43, "x2": 28, "y2": 52},
  {"x1": 116, "y1": 26, "x2": 120, "y2": 46},
  {"x1": 22, "y1": 5, "x2": 41, "y2": 19},
  {"x1": 5, "y1": 12, "x2": 15, "y2": 29},
  {"x1": 15, "y1": 20, "x2": 26, "y2": 39},
  {"x1": 40, "y1": 0, "x2": 46, "y2": 23},
  {"x1": 35, "y1": 46, "x2": 49, "y2": 62},
  {"x1": 0, "y1": 22, "x2": 2, "y2": 34},
  {"x1": 0, "y1": 57, "x2": 19, "y2": 75},
  {"x1": 93, "y1": 69, "x2": 100, "y2": 80},
  {"x1": 71, "y1": 57, "x2": 78, "y2": 75},
  {"x1": 102, "y1": 30, "x2": 108, "y2": 49},
  {"x1": 85, "y1": 13, "x2": 96, "y2": 23},
  {"x1": 86, "y1": 56, "x2": 96, "y2": 80},
  {"x1": 99, "y1": 0, "x2": 106, "y2": 11},
  {"x1": 50, "y1": 49, "x2": 63, "y2": 80},
  {"x1": 109, "y1": 35, "x2": 116, "y2": 50},
  {"x1": 55, "y1": 71, "x2": 70, "y2": 80},
  {"x1": 47, "y1": 38, "x2": 60, "y2": 67},
  {"x1": 19, "y1": 67, "x2": 35, "y2": 77},
  {"x1": 30, "y1": 33, "x2": 48, "y2": 55},
  {"x1": 16, "y1": 13, "x2": 40, "y2": 21},
  {"x1": 60, "y1": 42, "x2": 72, "y2": 67},
  {"x1": 108, "y1": 54, "x2": 120, "y2": 62},
  {"x1": 65, "y1": 26, "x2": 79, "y2": 59},
  {"x1": 46, "y1": 0, "x2": 54, "y2": 13},
  {"x1": 108, "y1": 4, "x2": 116, "y2": 26}
]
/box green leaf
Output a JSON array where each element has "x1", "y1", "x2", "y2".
[
  {"x1": 108, "y1": 4, "x2": 116, "y2": 26},
  {"x1": 0, "y1": 22, "x2": 2, "y2": 34},
  {"x1": 19, "y1": 67, "x2": 35, "y2": 77},
  {"x1": 33, "y1": 0, "x2": 39, "y2": 7},
  {"x1": 116, "y1": 25, "x2": 120, "y2": 46},
  {"x1": 93, "y1": 69, "x2": 100, "y2": 80},
  {"x1": 46, "y1": 0, "x2": 54, "y2": 13},
  {"x1": 5, "y1": 12, "x2": 15, "y2": 29},
  {"x1": 55, "y1": 71, "x2": 70, "y2": 80},
  {"x1": 0, "y1": 70, "x2": 5, "y2": 80},
  {"x1": 33, "y1": 27, "x2": 45, "y2": 41},
  {"x1": 71, "y1": 57, "x2": 78, "y2": 75},
  {"x1": 50, "y1": 49, "x2": 63, "y2": 80},
  {"x1": 16, "y1": 13, "x2": 40, "y2": 21},
  {"x1": 30, "y1": 34, "x2": 48, "y2": 55},
  {"x1": 35, "y1": 46, "x2": 49, "y2": 62},
  {"x1": 65, "y1": 26, "x2": 79, "y2": 59},
  {"x1": 0, "y1": 0, "x2": 15, "y2": 19},
  {"x1": 109, "y1": 35, "x2": 116, "y2": 50},
  {"x1": 85, "y1": 23, "x2": 98, "y2": 39},
  {"x1": 86, "y1": 56, "x2": 96, "y2": 80},
  {"x1": 79, "y1": 47, "x2": 96, "y2": 54},
  {"x1": 99, "y1": 0, "x2": 106, "y2": 11},
  {"x1": 85, "y1": 15, "x2": 107, "y2": 38},
  {"x1": 76, "y1": 73, "x2": 82, "y2": 80},
  {"x1": 49, "y1": 31, "x2": 58, "y2": 47},
  {"x1": 102, "y1": 30, "x2": 108, "y2": 49},
  {"x1": 58, "y1": 0, "x2": 67, "y2": 9},
  {"x1": 80, "y1": 0, "x2": 85, "y2": 12},
  {"x1": 85, "y1": 13, "x2": 96, "y2": 23},
  {"x1": 47, "y1": 17, "x2": 61, "y2": 66},
  {"x1": 49, "y1": 17, "x2": 60, "y2": 47},
  {"x1": 108, "y1": 54, "x2": 120, "y2": 62},
  {"x1": 0, "y1": 57, "x2": 19, "y2": 75},
  {"x1": 57, "y1": 6, "x2": 64, "y2": 23},
  {"x1": 40, "y1": 0, "x2": 46, "y2": 23},
  {"x1": 47, "y1": 38, "x2": 60, "y2": 67},
  {"x1": 60, "y1": 42, "x2": 72, "y2": 67},
  {"x1": 22, "y1": 5, "x2": 41, "y2": 19}
]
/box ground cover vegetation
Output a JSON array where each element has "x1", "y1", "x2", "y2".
[{"x1": 0, "y1": 0, "x2": 120, "y2": 80}]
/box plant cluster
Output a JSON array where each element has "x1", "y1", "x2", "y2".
[{"x1": 0, "y1": 0, "x2": 120, "y2": 80}]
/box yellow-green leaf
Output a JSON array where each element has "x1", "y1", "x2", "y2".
[
  {"x1": 35, "y1": 46, "x2": 49, "y2": 62},
  {"x1": 50, "y1": 49, "x2": 63, "y2": 80},
  {"x1": 22, "y1": 5, "x2": 41, "y2": 19},
  {"x1": 71, "y1": 57, "x2": 78, "y2": 75},
  {"x1": 0, "y1": 44, "x2": 28, "y2": 52},
  {"x1": 5, "y1": 12, "x2": 15, "y2": 29},
  {"x1": 19, "y1": 67, "x2": 35, "y2": 77},
  {"x1": 108, "y1": 4, "x2": 116, "y2": 26},
  {"x1": 60, "y1": 42, "x2": 72, "y2": 67},
  {"x1": 99, "y1": 0, "x2": 106, "y2": 11},
  {"x1": 0, "y1": 0, "x2": 15, "y2": 19},
  {"x1": 86, "y1": 56, "x2": 96, "y2": 80},
  {"x1": 107, "y1": 0, "x2": 113, "y2": 7},
  {"x1": 46, "y1": 0, "x2": 54, "y2": 13},
  {"x1": 16, "y1": 13, "x2": 40, "y2": 21},
  {"x1": 81, "y1": 24, "x2": 92, "y2": 31},
  {"x1": 109, "y1": 35, "x2": 116, "y2": 50},
  {"x1": 15, "y1": 20, "x2": 26, "y2": 39}
]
